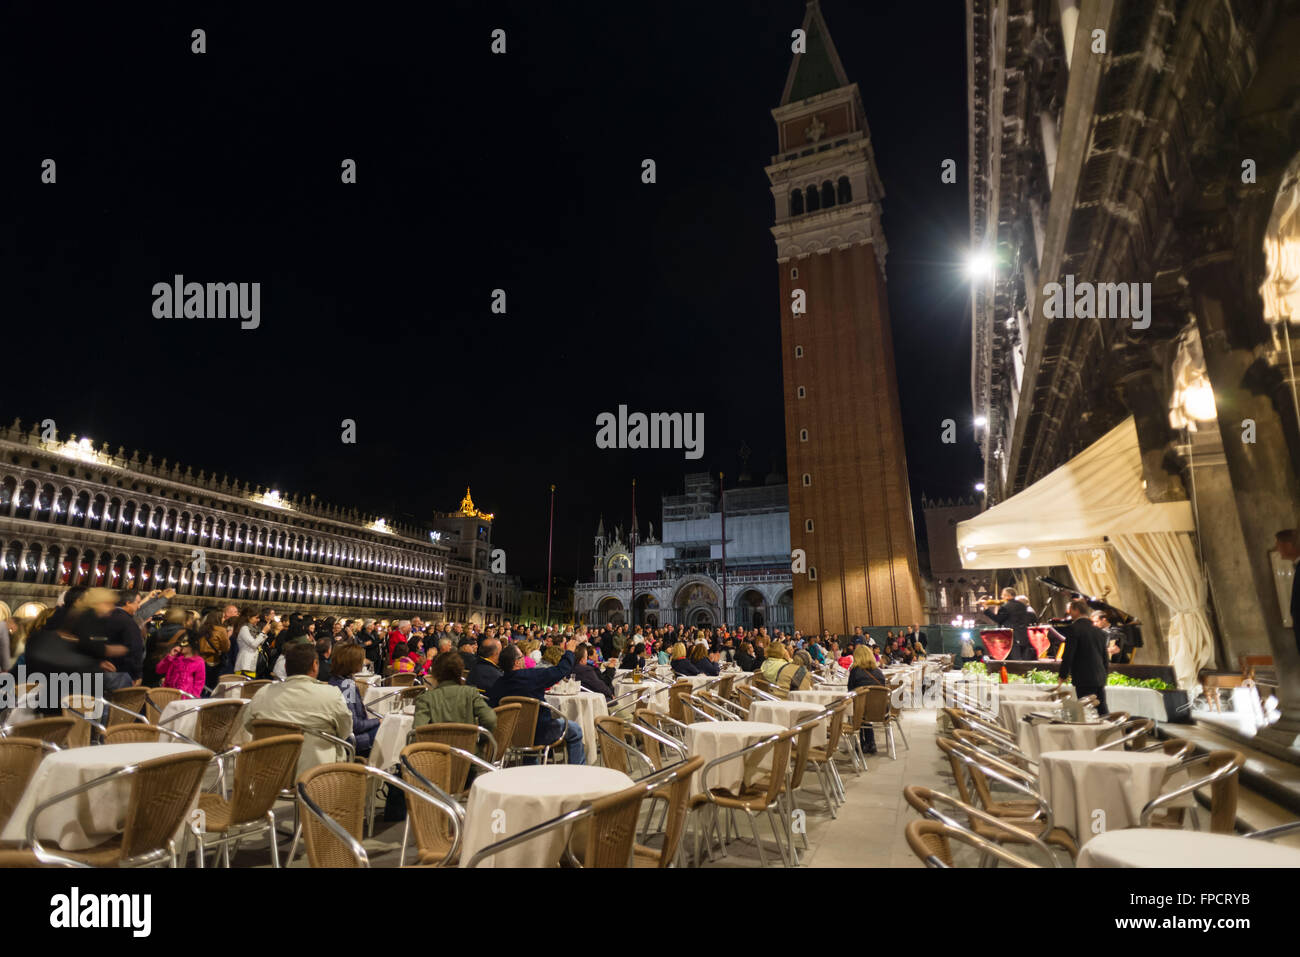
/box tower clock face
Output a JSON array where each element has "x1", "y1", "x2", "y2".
[{"x1": 607, "y1": 553, "x2": 631, "y2": 570}]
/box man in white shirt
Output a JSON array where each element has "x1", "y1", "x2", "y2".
[{"x1": 242, "y1": 643, "x2": 352, "y2": 778}]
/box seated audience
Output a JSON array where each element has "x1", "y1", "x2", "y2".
[
  {"x1": 328, "y1": 643, "x2": 381, "y2": 756},
  {"x1": 486, "y1": 638, "x2": 585, "y2": 764},
  {"x1": 242, "y1": 643, "x2": 353, "y2": 778}
]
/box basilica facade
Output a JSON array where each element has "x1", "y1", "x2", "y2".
[{"x1": 574, "y1": 473, "x2": 793, "y2": 633}]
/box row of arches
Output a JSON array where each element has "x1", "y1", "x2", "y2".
[
  {"x1": 0, "y1": 475, "x2": 443, "y2": 580},
  {"x1": 789, "y1": 176, "x2": 852, "y2": 217},
  {"x1": 0, "y1": 539, "x2": 443, "y2": 611}
]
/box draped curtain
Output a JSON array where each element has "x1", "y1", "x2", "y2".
[
  {"x1": 1110, "y1": 531, "x2": 1214, "y2": 689},
  {"x1": 1064, "y1": 547, "x2": 1122, "y2": 606}
]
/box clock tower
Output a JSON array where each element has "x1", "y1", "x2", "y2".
[{"x1": 766, "y1": 1, "x2": 924, "y2": 632}]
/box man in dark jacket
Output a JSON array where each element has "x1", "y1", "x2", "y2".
[
  {"x1": 486, "y1": 637, "x2": 584, "y2": 764},
  {"x1": 466, "y1": 637, "x2": 504, "y2": 693},
  {"x1": 574, "y1": 643, "x2": 614, "y2": 699},
  {"x1": 989, "y1": 588, "x2": 1036, "y2": 660},
  {"x1": 1058, "y1": 598, "x2": 1111, "y2": 714},
  {"x1": 598, "y1": 625, "x2": 616, "y2": 662}
]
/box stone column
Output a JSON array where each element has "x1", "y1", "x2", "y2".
[{"x1": 1189, "y1": 255, "x2": 1300, "y2": 752}]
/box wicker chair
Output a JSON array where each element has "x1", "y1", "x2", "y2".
[
  {"x1": 388, "y1": 673, "x2": 418, "y2": 688},
  {"x1": 60, "y1": 694, "x2": 104, "y2": 747},
  {"x1": 697, "y1": 727, "x2": 798, "y2": 867},
  {"x1": 27, "y1": 750, "x2": 212, "y2": 866},
  {"x1": 904, "y1": 784, "x2": 1075, "y2": 864},
  {"x1": 904, "y1": 818, "x2": 1038, "y2": 868},
  {"x1": 193, "y1": 734, "x2": 303, "y2": 867},
  {"x1": 862, "y1": 686, "x2": 907, "y2": 759},
  {"x1": 838, "y1": 687, "x2": 870, "y2": 771},
  {"x1": 0, "y1": 737, "x2": 46, "y2": 833},
  {"x1": 632, "y1": 755, "x2": 705, "y2": 868},
  {"x1": 106, "y1": 687, "x2": 151, "y2": 726},
  {"x1": 0, "y1": 717, "x2": 75, "y2": 750},
  {"x1": 805, "y1": 701, "x2": 848, "y2": 812},
  {"x1": 144, "y1": 687, "x2": 190, "y2": 715},
  {"x1": 409, "y1": 723, "x2": 497, "y2": 791},
  {"x1": 667, "y1": 681, "x2": 693, "y2": 723},
  {"x1": 490, "y1": 703, "x2": 522, "y2": 766},
  {"x1": 399, "y1": 743, "x2": 493, "y2": 866},
  {"x1": 1141, "y1": 750, "x2": 1245, "y2": 834},
  {"x1": 499, "y1": 696, "x2": 568, "y2": 765},
  {"x1": 0, "y1": 849, "x2": 91, "y2": 867},
  {"x1": 236, "y1": 681, "x2": 271, "y2": 701},
  {"x1": 465, "y1": 774, "x2": 653, "y2": 868},
  {"x1": 297, "y1": 762, "x2": 460, "y2": 867},
  {"x1": 218, "y1": 674, "x2": 247, "y2": 686},
  {"x1": 103, "y1": 723, "x2": 192, "y2": 745},
  {"x1": 938, "y1": 737, "x2": 1051, "y2": 822},
  {"x1": 1092, "y1": 717, "x2": 1155, "y2": 752},
  {"x1": 160, "y1": 700, "x2": 246, "y2": 752}
]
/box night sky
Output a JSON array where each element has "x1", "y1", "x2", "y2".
[{"x1": 1, "y1": 1, "x2": 982, "y2": 587}]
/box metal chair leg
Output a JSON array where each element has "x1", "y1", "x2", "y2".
[
  {"x1": 766, "y1": 807, "x2": 791, "y2": 867},
  {"x1": 746, "y1": 809, "x2": 767, "y2": 867},
  {"x1": 267, "y1": 811, "x2": 280, "y2": 868},
  {"x1": 893, "y1": 716, "x2": 909, "y2": 750}
]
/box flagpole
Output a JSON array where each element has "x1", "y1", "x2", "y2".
[
  {"x1": 719, "y1": 471, "x2": 728, "y2": 629},
  {"x1": 630, "y1": 478, "x2": 637, "y2": 630},
  {"x1": 545, "y1": 484, "x2": 555, "y2": 625}
]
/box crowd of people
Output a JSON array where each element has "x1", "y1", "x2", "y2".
[{"x1": 1, "y1": 585, "x2": 939, "y2": 768}]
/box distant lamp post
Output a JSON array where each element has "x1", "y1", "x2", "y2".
[
  {"x1": 973, "y1": 415, "x2": 988, "y2": 428},
  {"x1": 974, "y1": 482, "x2": 986, "y2": 492}
]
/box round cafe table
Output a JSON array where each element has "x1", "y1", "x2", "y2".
[
  {"x1": 1038, "y1": 749, "x2": 1191, "y2": 846},
  {"x1": 545, "y1": 690, "x2": 608, "y2": 766},
  {"x1": 0, "y1": 742, "x2": 210, "y2": 849},
  {"x1": 749, "y1": 700, "x2": 828, "y2": 747},
  {"x1": 1078, "y1": 828, "x2": 1300, "y2": 868},
  {"x1": 1024, "y1": 720, "x2": 1121, "y2": 761},
  {"x1": 998, "y1": 699, "x2": 1065, "y2": 752},
  {"x1": 686, "y1": 720, "x2": 785, "y2": 795},
  {"x1": 459, "y1": 764, "x2": 632, "y2": 868},
  {"x1": 612, "y1": 676, "x2": 671, "y2": 714},
  {"x1": 368, "y1": 708, "x2": 415, "y2": 771}
]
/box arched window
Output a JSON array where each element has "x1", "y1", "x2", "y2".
[
  {"x1": 837, "y1": 176, "x2": 851, "y2": 204},
  {"x1": 821, "y1": 181, "x2": 835, "y2": 208},
  {"x1": 805, "y1": 186, "x2": 820, "y2": 213},
  {"x1": 789, "y1": 189, "x2": 804, "y2": 216}
]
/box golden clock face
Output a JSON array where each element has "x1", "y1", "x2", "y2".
[{"x1": 607, "y1": 553, "x2": 631, "y2": 570}]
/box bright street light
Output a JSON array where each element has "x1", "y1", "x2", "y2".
[
  {"x1": 974, "y1": 482, "x2": 986, "y2": 492},
  {"x1": 965, "y1": 250, "x2": 996, "y2": 281}
]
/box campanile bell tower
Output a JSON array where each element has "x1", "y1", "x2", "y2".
[{"x1": 766, "y1": 1, "x2": 924, "y2": 632}]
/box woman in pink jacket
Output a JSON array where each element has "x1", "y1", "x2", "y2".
[{"x1": 156, "y1": 636, "x2": 207, "y2": 698}]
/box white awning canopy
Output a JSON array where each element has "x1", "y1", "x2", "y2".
[{"x1": 956, "y1": 417, "x2": 1195, "y2": 569}]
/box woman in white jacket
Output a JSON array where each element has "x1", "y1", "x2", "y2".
[{"x1": 234, "y1": 616, "x2": 268, "y2": 676}]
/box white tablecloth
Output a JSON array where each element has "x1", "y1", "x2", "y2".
[
  {"x1": 460, "y1": 765, "x2": 632, "y2": 867},
  {"x1": 612, "y1": 677, "x2": 672, "y2": 714},
  {"x1": 999, "y1": 700, "x2": 1064, "y2": 751},
  {"x1": 368, "y1": 710, "x2": 415, "y2": 771},
  {"x1": 686, "y1": 720, "x2": 785, "y2": 795},
  {"x1": 1078, "y1": 828, "x2": 1300, "y2": 868},
  {"x1": 0, "y1": 743, "x2": 209, "y2": 849},
  {"x1": 545, "y1": 691, "x2": 608, "y2": 766},
  {"x1": 1038, "y1": 750, "x2": 1190, "y2": 846},
  {"x1": 1024, "y1": 721, "x2": 1121, "y2": 762},
  {"x1": 158, "y1": 697, "x2": 245, "y2": 741},
  {"x1": 789, "y1": 688, "x2": 853, "y2": 708},
  {"x1": 749, "y1": 700, "x2": 828, "y2": 747},
  {"x1": 1105, "y1": 685, "x2": 1168, "y2": 722}
]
